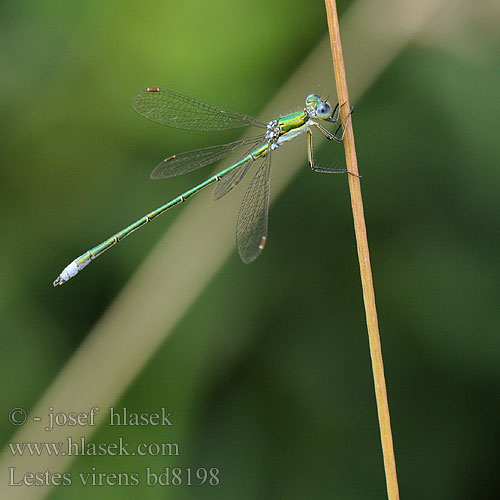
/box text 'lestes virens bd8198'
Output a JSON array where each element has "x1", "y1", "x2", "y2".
[{"x1": 53, "y1": 87, "x2": 354, "y2": 286}]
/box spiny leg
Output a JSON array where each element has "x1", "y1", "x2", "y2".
[
  {"x1": 307, "y1": 130, "x2": 361, "y2": 176},
  {"x1": 316, "y1": 104, "x2": 353, "y2": 143},
  {"x1": 329, "y1": 101, "x2": 341, "y2": 125}
]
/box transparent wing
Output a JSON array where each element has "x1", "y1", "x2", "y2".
[
  {"x1": 236, "y1": 153, "x2": 272, "y2": 264},
  {"x1": 151, "y1": 136, "x2": 263, "y2": 179},
  {"x1": 213, "y1": 162, "x2": 252, "y2": 200},
  {"x1": 212, "y1": 138, "x2": 263, "y2": 200},
  {"x1": 132, "y1": 88, "x2": 268, "y2": 131}
]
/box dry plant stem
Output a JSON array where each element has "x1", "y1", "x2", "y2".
[{"x1": 324, "y1": 1, "x2": 400, "y2": 499}]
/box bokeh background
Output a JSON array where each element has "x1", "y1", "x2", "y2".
[{"x1": 1, "y1": 0, "x2": 499, "y2": 498}]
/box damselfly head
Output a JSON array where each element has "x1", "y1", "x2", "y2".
[
  {"x1": 305, "y1": 93, "x2": 321, "y2": 107},
  {"x1": 305, "y1": 94, "x2": 333, "y2": 121}
]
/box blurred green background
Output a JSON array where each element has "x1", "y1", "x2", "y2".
[{"x1": 1, "y1": 0, "x2": 500, "y2": 498}]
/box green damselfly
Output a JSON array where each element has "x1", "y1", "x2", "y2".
[{"x1": 53, "y1": 87, "x2": 353, "y2": 286}]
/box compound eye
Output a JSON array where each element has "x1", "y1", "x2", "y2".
[
  {"x1": 306, "y1": 93, "x2": 321, "y2": 106},
  {"x1": 316, "y1": 102, "x2": 331, "y2": 119}
]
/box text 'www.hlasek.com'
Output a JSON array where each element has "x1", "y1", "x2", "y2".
[{"x1": 7, "y1": 406, "x2": 221, "y2": 487}]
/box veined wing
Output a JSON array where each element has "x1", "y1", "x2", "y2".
[
  {"x1": 212, "y1": 139, "x2": 264, "y2": 200},
  {"x1": 212, "y1": 161, "x2": 252, "y2": 201},
  {"x1": 151, "y1": 136, "x2": 263, "y2": 179},
  {"x1": 236, "y1": 153, "x2": 272, "y2": 264},
  {"x1": 132, "y1": 88, "x2": 268, "y2": 131}
]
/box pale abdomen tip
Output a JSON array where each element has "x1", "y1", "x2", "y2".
[
  {"x1": 53, "y1": 261, "x2": 79, "y2": 287},
  {"x1": 53, "y1": 276, "x2": 65, "y2": 286}
]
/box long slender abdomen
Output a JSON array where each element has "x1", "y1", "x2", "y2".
[{"x1": 52, "y1": 152, "x2": 258, "y2": 286}]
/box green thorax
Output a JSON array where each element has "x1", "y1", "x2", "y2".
[{"x1": 277, "y1": 111, "x2": 308, "y2": 135}]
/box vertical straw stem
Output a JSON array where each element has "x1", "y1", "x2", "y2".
[{"x1": 324, "y1": 1, "x2": 400, "y2": 499}]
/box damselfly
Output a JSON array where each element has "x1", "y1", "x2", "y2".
[{"x1": 53, "y1": 87, "x2": 353, "y2": 286}]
